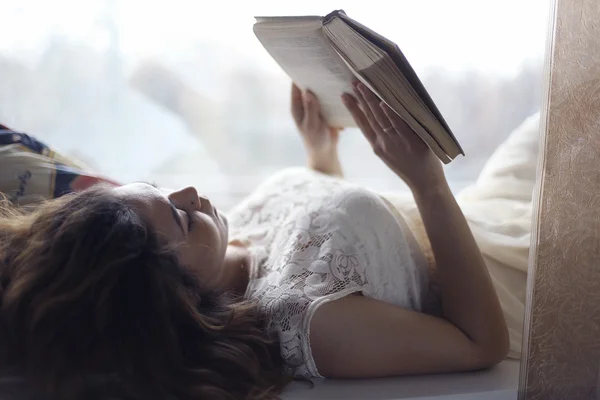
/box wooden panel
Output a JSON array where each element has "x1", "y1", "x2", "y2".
[{"x1": 520, "y1": 0, "x2": 600, "y2": 399}]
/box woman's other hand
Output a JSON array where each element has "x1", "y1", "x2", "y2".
[
  {"x1": 342, "y1": 81, "x2": 444, "y2": 191},
  {"x1": 291, "y1": 83, "x2": 343, "y2": 177}
]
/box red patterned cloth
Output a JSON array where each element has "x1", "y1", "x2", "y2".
[{"x1": 0, "y1": 123, "x2": 120, "y2": 204}]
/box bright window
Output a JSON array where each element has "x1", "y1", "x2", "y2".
[{"x1": 0, "y1": 0, "x2": 550, "y2": 209}]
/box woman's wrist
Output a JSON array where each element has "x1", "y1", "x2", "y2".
[
  {"x1": 306, "y1": 144, "x2": 337, "y2": 160},
  {"x1": 410, "y1": 169, "x2": 451, "y2": 201},
  {"x1": 307, "y1": 148, "x2": 343, "y2": 176}
]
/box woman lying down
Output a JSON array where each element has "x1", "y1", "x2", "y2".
[{"x1": 0, "y1": 82, "x2": 510, "y2": 400}]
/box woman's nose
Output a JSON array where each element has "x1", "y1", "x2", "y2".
[{"x1": 168, "y1": 186, "x2": 200, "y2": 209}]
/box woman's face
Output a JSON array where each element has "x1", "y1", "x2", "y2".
[{"x1": 114, "y1": 183, "x2": 229, "y2": 288}]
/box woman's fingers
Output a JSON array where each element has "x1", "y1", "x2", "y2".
[
  {"x1": 356, "y1": 82, "x2": 394, "y2": 133},
  {"x1": 291, "y1": 83, "x2": 304, "y2": 126},
  {"x1": 381, "y1": 104, "x2": 425, "y2": 148},
  {"x1": 380, "y1": 103, "x2": 410, "y2": 134},
  {"x1": 352, "y1": 83, "x2": 380, "y2": 133},
  {"x1": 342, "y1": 92, "x2": 377, "y2": 145},
  {"x1": 303, "y1": 90, "x2": 322, "y2": 131},
  {"x1": 291, "y1": 84, "x2": 325, "y2": 132}
]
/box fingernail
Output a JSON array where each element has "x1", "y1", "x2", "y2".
[{"x1": 341, "y1": 93, "x2": 350, "y2": 104}]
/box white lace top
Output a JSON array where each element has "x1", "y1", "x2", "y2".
[{"x1": 227, "y1": 168, "x2": 429, "y2": 378}]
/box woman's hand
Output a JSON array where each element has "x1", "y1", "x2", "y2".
[
  {"x1": 342, "y1": 81, "x2": 444, "y2": 191},
  {"x1": 291, "y1": 83, "x2": 343, "y2": 176}
]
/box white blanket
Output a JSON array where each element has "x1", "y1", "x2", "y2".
[{"x1": 382, "y1": 113, "x2": 541, "y2": 359}]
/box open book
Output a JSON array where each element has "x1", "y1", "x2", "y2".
[{"x1": 254, "y1": 9, "x2": 464, "y2": 163}]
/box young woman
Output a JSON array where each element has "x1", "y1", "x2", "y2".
[{"x1": 0, "y1": 82, "x2": 509, "y2": 400}]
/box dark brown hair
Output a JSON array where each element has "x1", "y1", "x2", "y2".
[{"x1": 0, "y1": 186, "x2": 288, "y2": 399}]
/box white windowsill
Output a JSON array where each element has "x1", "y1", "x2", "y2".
[{"x1": 283, "y1": 359, "x2": 519, "y2": 400}]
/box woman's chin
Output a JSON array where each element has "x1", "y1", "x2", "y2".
[
  {"x1": 219, "y1": 210, "x2": 228, "y2": 229},
  {"x1": 218, "y1": 211, "x2": 229, "y2": 240}
]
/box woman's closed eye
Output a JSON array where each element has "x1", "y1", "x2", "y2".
[
  {"x1": 173, "y1": 206, "x2": 193, "y2": 235},
  {"x1": 177, "y1": 208, "x2": 193, "y2": 232},
  {"x1": 186, "y1": 210, "x2": 194, "y2": 230}
]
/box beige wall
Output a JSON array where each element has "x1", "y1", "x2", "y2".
[{"x1": 520, "y1": 0, "x2": 600, "y2": 399}]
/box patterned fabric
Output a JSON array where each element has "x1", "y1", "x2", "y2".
[
  {"x1": 227, "y1": 168, "x2": 429, "y2": 378},
  {"x1": 0, "y1": 124, "x2": 120, "y2": 203}
]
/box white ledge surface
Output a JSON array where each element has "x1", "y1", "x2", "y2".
[{"x1": 283, "y1": 359, "x2": 519, "y2": 400}]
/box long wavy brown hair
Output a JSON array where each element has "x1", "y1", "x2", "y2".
[{"x1": 0, "y1": 186, "x2": 289, "y2": 399}]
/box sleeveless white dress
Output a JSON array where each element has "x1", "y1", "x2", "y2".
[{"x1": 227, "y1": 168, "x2": 429, "y2": 378}]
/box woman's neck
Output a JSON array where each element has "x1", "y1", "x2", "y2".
[{"x1": 220, "y1": 241, "x2": 251, "y2": 295}]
